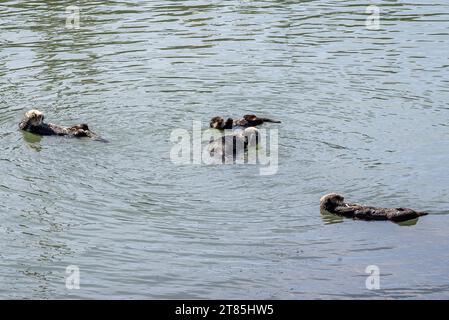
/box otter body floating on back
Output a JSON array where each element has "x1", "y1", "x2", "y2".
[
  {"x1": 208, "y1": 127, "x2": 260, "y2": 162},
  {"x1": 210, "y1": 114, "x2": 281, "y2": 130},
  {"x1": 19, "y1": 110, "x2": 107, "y2": 142},
  {"x1": 320, "y1": 193, "x2": 428, "y2": 222}
]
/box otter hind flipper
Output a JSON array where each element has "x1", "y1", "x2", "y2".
[
  {"x1": 91, "y1": 135, "x2": 109, "y2": 143},
  {"x1": 388, "y1": 208, "x2": 428, "y2": 222},
  {"x1": 79, "y1": 129, "x2": 109, "y2": 143},
  {"x1": 84, "y1": 130, "x2": 109, "y2": 143},
  {"x1": 263, "y1": 118, "x2": 282, "y2": 123}
]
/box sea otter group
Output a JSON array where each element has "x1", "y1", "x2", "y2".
[
  {"x1": 207, "y1": 114, "x2": 281, "y2": 161},
  {"x1": 18, "y1": 109, "x2": 428, "y2": 223},
  {"x1": 209, "y1": 114, "x2": 281, "y2": 130}
]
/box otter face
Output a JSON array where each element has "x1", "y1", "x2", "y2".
[
  {"x1": 24, "y1": 110, "x2": 44, "y2": 126},
  {"x1": 320, "y1": 193, "x2": 345, "y2": 211},
  {"x1": 210, "y1": 116, "x2": 224, "y2": 129},
  {"x1": 243, "y1": 127, "x2": 260, "y2": 147}
]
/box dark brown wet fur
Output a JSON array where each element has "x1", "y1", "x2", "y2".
[
  {"x1": 320, "y1": 193, "x2": 428, "y2": 222},
  {"x1": 67, "y1": 124, "x2": 92, "y2": 137},
  {"x1": 233, "y1": 114, "x2": 281, "y2": 128},
  {"x1": 209, "y1": 114, "x2": 281, "y2": 130}
]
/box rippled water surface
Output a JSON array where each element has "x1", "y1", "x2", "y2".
[{"x1": 1, "y1": 0, "x2": 449, "y2": 299}]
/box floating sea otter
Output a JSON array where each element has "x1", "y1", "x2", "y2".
[
  {"x1": 209, "y1": 114, "x2": 281, "y2": 130},
  {"x1": 208, "y1": 127, "x2": 260, "y2": 162},
  {"x1": 19, "y1": 110, "x2": 107, "y2": 142},
  {"x1": 320, "y1": 193, "x2": 428, "y2": 222}
]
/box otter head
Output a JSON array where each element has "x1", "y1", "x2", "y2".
[
  {"x1": 320, "y1": 193, "x2": 345, "y2": 211},
  {"x1": 243, "y1": 127, "x2": 260, "y2": 147},
  {"x1": 24, "y1": 110, "x2": 45, "y2": 127},
  {"x1": 79, "y1": 124, "x2": 89, "y2": 131},
  {"x1": 72, "y1": 124, "x2": 90, "y2": 131},
  {"x1": 210, "y1": 116, "x2": 224, "y2": 129}
]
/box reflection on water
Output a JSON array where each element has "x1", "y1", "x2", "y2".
[
  {"x1": 320, "y1": 210, "x2": 344, "y2": 225},
  {"x1": 320, "y1": 210, "x2": 421, "y2": 226},
  {"x1": 395, "y1": 219, "x2": 419, "y2": 227},
  {"x1": 22, "y1": 131, "x2": 43, "y2": 151},
  {"x1": 1, "y1": 0, "x2": 449, "y2": 299}
]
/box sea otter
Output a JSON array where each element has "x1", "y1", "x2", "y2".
[
  {"x1": 19, "y1": 110, "x2": 107, "y2": 141},
  {"x1": 208, "y1": 127, "x2": 260, "y2": 161},
  {"x1": 209, "y1": 114, "x2": 281, "y2": 130},
  {"x1": 320, "y1": 193, "x2": 428, "y2": 222}
]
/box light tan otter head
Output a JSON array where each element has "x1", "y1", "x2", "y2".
[
  {"x1": 24, "y1": 110, "x2": 45, "y2": 126},
  {"x1": 320, "y1": 193, "x2": 345, "y2": 211},
  {"x1": 210, "y1": 116, "x2": 224, "y2": 129}
]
